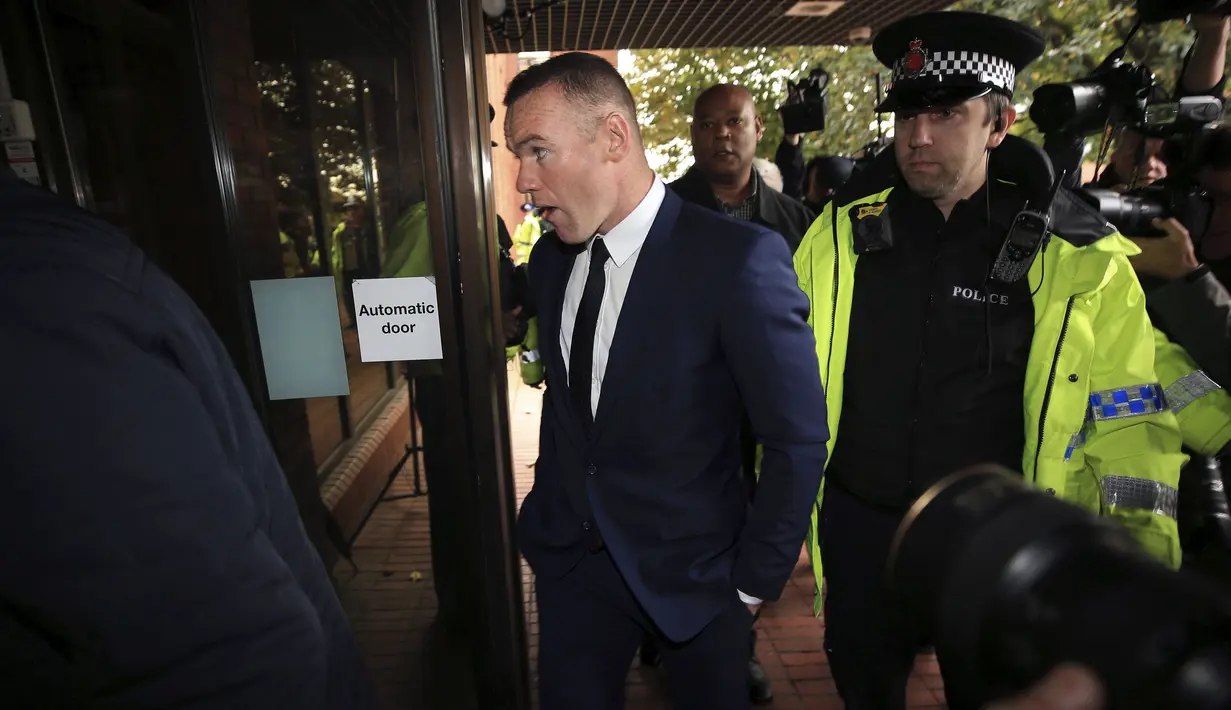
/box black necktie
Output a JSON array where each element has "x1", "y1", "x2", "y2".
[{"x1": 569, "y1": 237, "x2": 610, "y2": 430}]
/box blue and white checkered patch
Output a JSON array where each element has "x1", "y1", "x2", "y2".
[
  {"x1": 892, "y1": 50, "x2": 1016, "y2": 93},
  {"x1": 1087, "y1": 383, "x2": 1167, "y2": 423}
]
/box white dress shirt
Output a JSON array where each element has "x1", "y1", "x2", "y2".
[
  {"x1": 560, "y1": 177, "x2": 665, "y2": 417},
  {"x1": 558, "y1": 176, "x2": 762, "y2": 609}
]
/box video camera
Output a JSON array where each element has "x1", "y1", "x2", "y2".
[
  {"x1": 889, "y1": 465, "x2": 1231, "y2": 710},
  {"x1": 1029, "y1": 7, "x2": 1226, "y2": 238},
  {"x1": 848, "y1": 73, "x2": 892, "y2": 176},
  {"x1": 854, "y1": 136, "x2": 891, "y2": 167},
  {"x1": 779, "y1": 65, "x2": 830, "y2": 135}
]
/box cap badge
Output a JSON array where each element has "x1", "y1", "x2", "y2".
[{"x1": 902, "y1": 38, "x2": 928, "y2": 78}]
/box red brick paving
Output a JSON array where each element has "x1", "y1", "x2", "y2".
[{"x1": 334, "y1": 373, "x2": 948, "y2": 708}]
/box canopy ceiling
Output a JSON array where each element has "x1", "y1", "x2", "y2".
[{"x1": 482, "y1": 0, "x2": 960, "y2": 54}]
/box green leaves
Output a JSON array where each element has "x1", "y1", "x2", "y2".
[
  {"x1": 628, "y1": 45, "x2": 889, "y2": 179},
  {"x1": 625, "y1": 0, "x2": 1202, "y2": 178}
]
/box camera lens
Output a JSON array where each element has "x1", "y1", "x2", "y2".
[
  {"x1": 888, "y1": 464, "x2": 1231, "y2": 710},
  {"x1": 1031, "y1": 81, "x2": 1110, "y2": 136},
  {"x1": 1073, "y1": 188, "x2": 1168, "y2": 236}
]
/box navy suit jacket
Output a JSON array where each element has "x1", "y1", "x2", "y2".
[{"x1": 518, "y1": 186, "x2": 829, "y2": 642}]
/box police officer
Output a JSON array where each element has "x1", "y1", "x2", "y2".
[{"x1": 792, "y1": 11, "x2": 1186, "y2": 709}]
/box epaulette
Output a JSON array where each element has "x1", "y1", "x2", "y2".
[
  {"x1": 832, "y1": 149, "x2": 898, "y2": 207},
  {"x1": 1049, "y1": 188, "x2": 1117, "y2": 248}
]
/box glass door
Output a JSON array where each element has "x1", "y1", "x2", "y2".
[{"x1": 5, "y1": 0, "x2": 530, "y2": 706}]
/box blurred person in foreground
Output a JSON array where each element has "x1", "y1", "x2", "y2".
[
  {"x1": 986, "y1": 667, "x2": 1104, "y2": 710},
  {"x1": 0, "y1": 165, "x2": 376, "y2": 708}
]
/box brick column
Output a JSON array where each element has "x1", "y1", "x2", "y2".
[{"x1": 486, "y1": 53, "x2": 524, "y2": 234}]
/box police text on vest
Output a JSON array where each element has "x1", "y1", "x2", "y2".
[{"x1": 952, "y1": 286, "x2": 1008, "y2": 305}]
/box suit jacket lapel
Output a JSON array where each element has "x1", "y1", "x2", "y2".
[
  {"x1": 540, "y1": 237, "x2": 587, "y2": 447},
  {"x1": 592, "y1": 191, "x2": 682, "y2": 443}
]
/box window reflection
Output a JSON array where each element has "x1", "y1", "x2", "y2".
[
  {"x1": 310, "y1": 61, "x2": 396, "y2": 431},
  {"x1": 254, "y1": 54, "x2": 402, "y2": 468}
]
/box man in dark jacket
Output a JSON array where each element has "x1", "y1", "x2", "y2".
[
  {"x1": 670, "y1": 84, "x2": 816, "y2": 253},
  {"x1": 0, "y1": 165, "x2": 377, "y2": 709}
]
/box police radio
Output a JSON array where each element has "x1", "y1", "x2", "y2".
[{"x1": 990, "y1": 171, "x2": 1066, "y2": 284}]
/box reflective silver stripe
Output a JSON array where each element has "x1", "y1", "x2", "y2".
[
  {"x1": 1101, "y1": 475, "x2": 1178, "y2": 520},
  {"x1": 1164, "y1": 370, "x2": 1221, "y2": 414},
  {"x1": 1087, "y1": 383, "x2": 1167, "y2": 422},
  {"x1": 521, "y1": 349, "x2": 541, "y2": 363}
]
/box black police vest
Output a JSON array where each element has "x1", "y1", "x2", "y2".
[{"x1": 827, "y1": 183, "x2": 1036, "y2": 509}]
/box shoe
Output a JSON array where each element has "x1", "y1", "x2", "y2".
[{"x1": 749, "y1": 655, "x2": 773, "y2": 704}]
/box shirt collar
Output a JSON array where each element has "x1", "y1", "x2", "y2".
[
  {"x1": 591, "y1": 176, "x2": 665, "y2": 267},
  {"x1": 715, "y1": 168, "x2": 759, "y2": 208}
]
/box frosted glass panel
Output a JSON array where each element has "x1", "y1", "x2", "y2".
[{"x1": 250, "y1": 276, "x2": 350, "y2": 400}]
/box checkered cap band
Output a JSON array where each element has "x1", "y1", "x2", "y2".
[{"x1": 892, "y1": 50, "x2": 1016, "y2": 93}]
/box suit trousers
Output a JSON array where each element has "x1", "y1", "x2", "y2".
[
  {"x1": 819, "y1": 481, "x2": 929, "y2": 710},
  {"x1": 536, "y1": 546, "x2": 754, "y2": 710}
]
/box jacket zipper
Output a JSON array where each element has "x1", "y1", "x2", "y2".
[
  {"x1": 904, "y1": 239, "x2": 943, "y2": 492},
  {"x1": 1032, "y1": 296, "x2": 1074, "y2": 484}
]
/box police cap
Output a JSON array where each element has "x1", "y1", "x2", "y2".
[{"x1": 872, "y1": 11, "x2": 1044, "y2": 114}]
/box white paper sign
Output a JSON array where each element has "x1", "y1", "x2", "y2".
[{"x1": 352, "y1": 276, "x2": 443, "y2": 362}]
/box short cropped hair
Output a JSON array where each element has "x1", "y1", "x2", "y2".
[
  {"x1": 503, "y1": 52, "x2": 640, "y2": 141},
  {"x1": 984, "y1": 92, "x2": 1012, "y2": 126}
]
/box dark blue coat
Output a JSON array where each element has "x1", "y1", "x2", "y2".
[
  {"x1": 518, "y1": 186, "x2": 829, "y2": 642},
  {"x1": 0, "y1": 167, "x2": 376, "y2": 709}
]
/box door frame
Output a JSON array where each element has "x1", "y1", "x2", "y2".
[{"x1": 405, "y1": 1, "x2": 532, "y2": 707}]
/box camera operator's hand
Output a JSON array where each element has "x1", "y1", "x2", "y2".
[
  {"x1": 502, "y1": 305, "x2": 525, "y2": 345},
  {"x1": 985, "y1": 666, "x2": 1104, "y2": 710},
  {"x1": 1180, "y1": 13, "x2": 1229, "y2": 97},
  {"x1": 1128, "y1": 217, "x2": 1202, "y2": 280}
]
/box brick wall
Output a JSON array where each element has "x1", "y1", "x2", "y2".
[
  {"x1": 486, "y1": 53, "x2": 524, "y2": 235},
  {"x1": 201, "y1": 0, "x2": 336, "y2": 566}
]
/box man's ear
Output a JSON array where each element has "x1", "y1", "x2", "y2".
[
  {"x1": 987, "y1": 106, "x2": 1017, "y2": 149},
  {"x1": 755, "y1": 113, "x2": 765, "y2": 141},
  {"x1": 604, "y1": 111, "x2": 635, "y2": 161}
]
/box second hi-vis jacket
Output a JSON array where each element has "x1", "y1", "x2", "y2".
[
  {"x1": 1153, "y1": 328, "x2": 1231, "y2": 457},
  {"x1": 794, "y1": 184, "x2": 1188, "y2": 615}
]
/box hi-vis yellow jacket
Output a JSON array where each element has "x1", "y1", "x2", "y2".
[
  {"x1": 518, "y1": 235, "x2": 545, "y2": 387},
  {"x1": 794, "y1": 184, "x2": 1188, "y2": 615},
  {"x1": 1153, "y1": 328, "x2": 1231, "y2": 457}
]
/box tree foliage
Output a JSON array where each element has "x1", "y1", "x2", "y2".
[
  {"x1": 625, "y1": 0, "x2": 1201, "y2": 180},
  {"x1": 257, "y1": 59, "x2": 369, "y2": 232}
]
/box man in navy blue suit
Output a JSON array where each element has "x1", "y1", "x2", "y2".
[{"x1": 503, "y1": 52, "x2": 829, "y2": 710}]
